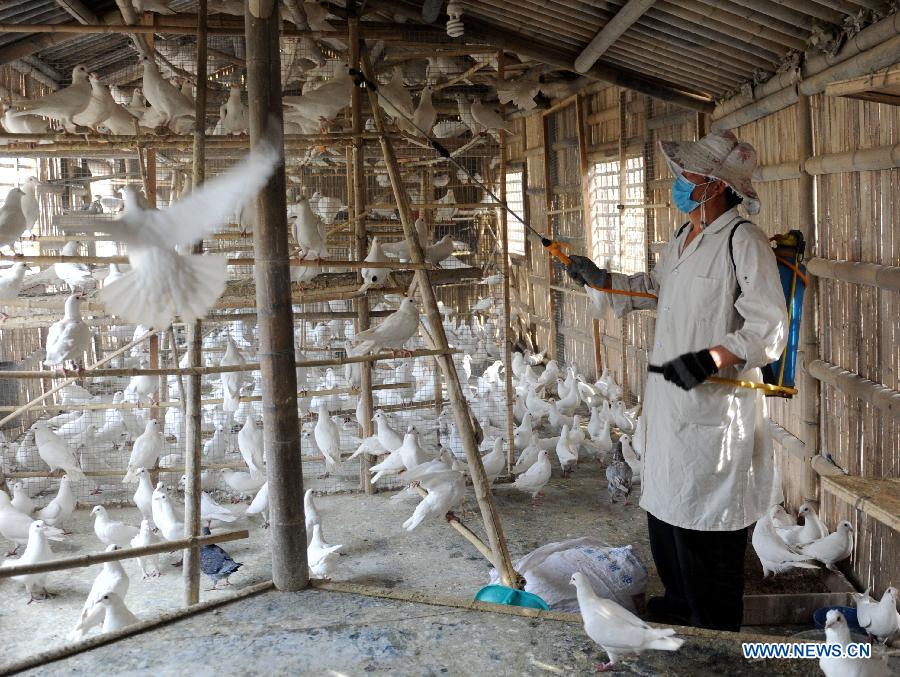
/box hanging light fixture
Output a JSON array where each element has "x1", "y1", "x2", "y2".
[{"x1": 446, "y1": 1, "x2": 464, "y2": 38}]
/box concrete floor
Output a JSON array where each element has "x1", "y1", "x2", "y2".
[{"x1": 4, "y1": 468, "x2": 893, "y2": 675}]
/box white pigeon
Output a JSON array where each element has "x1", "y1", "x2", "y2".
[
  {"x1": 132, "y1": 468, "x2": 154, "y2": 524},
  {"x1": 619, "y1": 433, "x2": 640, "y2": 475},
  {"x1": 36, "y1": 475, "x2": 77, "y2": 529},
  {"x1": 304, "y1": 489, "x2": 320, "y2": 544},
  {"x1": 221, "y1": 469, "x2": 265, "y2": 498},
  {"x1": 571, "y1": 572, "x2": 683, "y2": 671},
  {"x1": 44, "y1": 293, "x2": 92, "y2": 372},
  {"x1": 130, "y1": 519, "x2": 161, "y2": 579},
  {"x1": 201, "y1": 491, "x2": 237, "y2": 524},
  {"x1": 377, "y1": 66, "x2": 414, "y2": 128},
  {"x1": 470, "y1": 96, "x2": 515, "y2": 133},
  {"x1": 425, "y1": 234, "x2": 455, "y2": 266},
  {"x1": 819, "y1": 609, "x2": 890, "y2": 677},
  {"x1": 220, "y1": 336, "x2": 247, "y2": 412},
  {"x1": 770, "y1": 505, "x2": 797, "y2": 530},
  {"x1": 1, "y1": 520, "x2": 55, "y2": 601},
  {"x1": 779, "y1": 502, "x2": 829, "y2": 545},
  {"x1": 61, "y1": 122, "x2": 282, "y2": 329},
  {"x1": 402, "y1": 469, "x2": 466, "y2": 531},
  {"x1": 292, "y1": 197, "x2": 327, "y2": 260},
  {"x1": 0, "y1": 187, "x2": 27, "y2": 252},
  {"x1": 481, "y1": 438, "x2": 506, "y2": 483},
  {"x1": 410, "y1": 86, "x2": 436, "y2": 136},
  {"x1": 245, "y1": 482, "x2": 269, "y2": 527},
  {"x1": 314, "y1": 402, "x2": 341, "y2": 474},
  {"x1": 9, "y1": 481, "x2": 34, "y2": 514},
  {"x1": 372, "y1": 410, "x2": 403, "y2": 452},
  {"x1": 54, "y1": 240, "x2": 95, "y2": 291},
  {"x1": 359, "y1": 236, "x2": 393, "y2": 291},
  {"x1": 92, "y1": 505, "x2": 139, "y2": 547},
  {"x1": 238, "y1": 415, "x2": 265, "y2": 474},
  {"x1": 99, "y1": 100, "x2": 139, "y2": 135},
  {"x1": 20, "y1": 176, "x2": 39, "y2": 231},
  {"x1": 1, "y1": 103, "x2": 49, "y2": 135},
  {"x1": 72, "y1": 72, "x2": 115, "y2": 130},
  {"x1": 858, "y1": 587, "x2": 900, "y2": 644},
  {"x1": 72, "y1": 544, "x2": 130, "y2": 639},
  {"x1": 222, "y1": 86, "x2": 248, "y2": 135},
  {"x1": 9, "y1": 64, "x2": 91, "y2": 132},
  {"x1": 350, "y1": 298, "x2": 419, "y2": 355},
  {"x1": 455, "y1": 93, "x2": 483, "y2": 135},
  {"x1": 150, "y1": 482, "x2": 182, "y2": 541},
  {"x1": 78, "y1": 593, "x2": 139, "y2": 635},
  {"x1": 123, "y1": 420, "x2": 162, "y2": 483},
  {"x1": 797, "y1": 520, "x2": 854, "y2": 571},
  {"x1": 555, "y1": 424, "x2": 578, "y2": 476},
  {"x1": 512, "y1": 449, "x2": 551, "y2": 504},
  {"x1": 140, "y1": 54, "x2": 194, "y2": 125},
  {"x1": 369, "y1": 447, "x2": 406, "y2": 484},
  {"x1": 34, "y1": 422, "x2": 86, "y2": 481},
  {"x1": 513, "y1": 413, "x2": 534, "y2": 450},
  {"x1": 381, "y1": 217, "x2": 428, "y2": 260},
  {"x1": 512, "y1": 442, "x2": 541, "y2": 475},
  {"x1": 307, "y1": 523, "x2": 342, "y2": 579},
  {"x1": 751, "y1": 505, "x2": 819, "y2": 577}
]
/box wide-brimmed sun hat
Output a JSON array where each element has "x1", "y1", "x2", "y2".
[{"x1": 659, "y1": 129, "x2": 761, "y2": 215}]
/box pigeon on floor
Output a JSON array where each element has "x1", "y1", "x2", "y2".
[
  {"x1": 200, "y1": 525, "x2": 242, "y2": 589},
  {"x1": 307, "y1": 523, "x2": 341, "y2": 578},
  {"x1": 571, "y1": 572, "x2": 683, "y2": 671},
  {"x1": 1, "y1": 520, "x2": 56, "y2": 602},
  {"x1": 130, "y1": 519, "x2": 161, "y2": 579},
  {"x1": 91, "y1": 506, "x2": 139, "y2": 547},
  {"x1": 751, "y1": 505, "x2": 818, "y2": 577},
  {"x1": 606, "y1": 440, "x2": 633, "y2": 505},
  {"x1": 72, "y1": 544, "x2": 130, "y2": 639},
  {"x1": 77, "y1": 593, "x2": 139, "y2": 635},
  {"x1": 819, "y1": 609, "x2": 890, "y2": 677}
]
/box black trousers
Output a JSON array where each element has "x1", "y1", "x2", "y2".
[{"x1": 647, "y1": 512, "x2": 748, "y2": 632}]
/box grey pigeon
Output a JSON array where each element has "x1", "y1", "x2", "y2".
[
  {"x1": 200, "y1": 526, "x2": 242, "y2": 589},
  {"x1": 606, "y1": 440, "x2": 633, "y2": 505}
]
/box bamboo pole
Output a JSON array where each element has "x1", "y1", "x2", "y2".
[
  {"x1": 0, "y1": 254, "x2": 432, "y2": 268},
  {"x1": 0, "y1": 529, "x2": 249, "y2": 578},
  {"x1": 767, "y1": 419, "x2": 806, "y2": 461},
  {"x1": 361, "y1": 53, "x2": 520, "y2": 590},
  {"x1": 412, "y1": 486, "x2": 497, "y2": 568},
  {"x1": 245, "y1": 0, "x2": 307, "y2": 591},
  {"x1": 806, "y1": 257, "x2": 900, "y2": 292},
  {"x1": 795, "y1": 93, "x2": 819, "y2": 507},
  {"x1": 5, "y1": 461, "x2": 248, "y2": 480},
  {"x1": 348, "y1": 6, "x2": 374, "y2": 495},
  {"x1": 182, "y1": 0, "x2": 208, "y2": 608},
  {"x1": 497, "y1": 52, "x2": 517, "y2": 472},
  {"x1": 541, "y1": 111, "x2": 558, "y2": 361},
  {"x1": 807, "y1": 359, "x2": 900, "y2": 421},
  {"x1": 618, "y1": 91, "x2": 629, "y2": 402}
]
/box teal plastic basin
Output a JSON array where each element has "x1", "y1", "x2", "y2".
[{"x1": 474, "y1": 585, "x2": 550, "y2": 610}]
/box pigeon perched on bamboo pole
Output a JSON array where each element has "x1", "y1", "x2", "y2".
[
  {"x1": 140, "y1": 54, "x2": 194, "y2": 126},
  {"x1": 402, "y1": 470, "x2": 466, "y2": 531},
  {"x1": 34, "y1": 422, "x2": 86, "y2": 481},
  {"x1": 123, "y1": 420, "x2": 162, "y2": 483},
  {"x1": 220, "y1": 336, "x2": 247, "y2": 413},
  {"x1": 0, "y1": 187, "x2": 28, "y2": 253},
  {"x1": 54, "y1": 241, "x2": 94, "y2": 292},
  {"x1": 72, "y1": 73, "x2": 115, "y2": 131},
  {"x1": 571, "y1": 572, "x2": 683, "y2": 671},
  {"x1": 359, "y1": 236, "x2": 393, "y2": 291},
  {"x1": 349, "y1": 298, "x2": 419, "y2": 356},
  {"x1": 44, "y1": 293, "x2": 92, "y2": 374},
  {"x1": 9, "y1": 64, "x2": 91, "y2": 132},
  {"x1": 60, "y1": 119, "x2": 282, "y2": 329}
]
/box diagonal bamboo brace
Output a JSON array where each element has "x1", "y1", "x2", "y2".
[{"x1": 361, "y1": 55, "x2": 521, "y2": 589}]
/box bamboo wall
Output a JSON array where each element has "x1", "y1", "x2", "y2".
[{"x1": 508, "y1": 85, "x2": 899, "y2": 594}]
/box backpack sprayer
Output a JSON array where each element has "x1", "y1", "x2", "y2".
[{"x1": 348, "y1": 69, "x2": 803, "y2": 398}]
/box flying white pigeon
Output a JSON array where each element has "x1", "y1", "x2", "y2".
[
  {"x1": 10, "y1": 64, "x2": 91, "y2": 132},
  {"x1": 123, "y1": 420, "x2": 162, "y2": 483},
  {"x1": 54, "y1": 241, "x2": 95, "y2": 291},
  {"x1": 402, "y1": 469, "x2": 466, "y2": 531},
  {"x1": 140, "y1": 54, "x2": 194, "y2": 125},
  {"x1": 220, "y1": 336, "x2": 247, "y2": 412},
  {"x1": 571, "y1": 571, "x2": 684, "y2": 671},
  {"x1": 44, "y1": 293, "x2": 92, "y2": 373},
  {"x1": 72, "y1": 543, "x2": 130, "y2": 639},
  {"x1": 60, "y1": 121, "x2": 282, "y2": 329},
  {"x1": 349, "y1": 297, "x2": 419, "y2": 356},
  {"x1": 751, "y1": 505, "x2": 819, "y2": 577},
  {"x1": 797, "y1": 521, "x2": 854, "y2": 571},
  {"x1": 91, "y1": 505, "x2": 139, "y2": 547},
  {"x1": 34, "y1": 422, "x2": 86, "y2": 481}
]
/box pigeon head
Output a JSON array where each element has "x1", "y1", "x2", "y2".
[
  {"x1": 72, "y1": 64, "x2": 89, "y2": 81},
  {"x1": 569, "y1": 571, "x2": 585, "y2": 587},
  {"x1": 824, "y1": 609, "x2": 846, "y2": 630},
  {"x1": 885, "y1": 587, "x2": 898, "y2": 602},
  {"x1": 30, "y1": 520, "x2": 48, "y2": 536},
  {"x1": 798, "y1": 503, "x2": 812, "y2": 517},
  {"x1": 837, "y1": 520, "x2": 854, "y2": 534},
  {"x1": 201, "y1": 525, "x2": 212, "y2": 536},
  {"x1": 90, "y1": 505, "x2": 105, "y2": 517}
]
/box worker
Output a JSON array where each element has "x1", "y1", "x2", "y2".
[{"x1": 566, "y1": 130, "x2": 788, "y2": 632}]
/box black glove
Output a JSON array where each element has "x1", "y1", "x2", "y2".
[
  {"x1": 660, "y1": 349, "x2": 718, "y2": 390},
  {"x1": 566, "y1": 255, "x2": 608, "y2": 288}
]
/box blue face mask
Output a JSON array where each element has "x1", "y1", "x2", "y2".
[{"x1": 671, "y1": 174, "x2": 713, "y2": 214}]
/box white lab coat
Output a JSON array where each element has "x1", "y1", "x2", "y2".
[{"x1": 598, "y1": 208, "x2": 788, "y2": 531}]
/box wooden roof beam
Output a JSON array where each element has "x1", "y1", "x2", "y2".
[
  {"x1": 574, "y1": 0, "x2": 656, "y2": 73},
  {"x1": 54, "y1": 0, "x2": 100, "y2": 25}
]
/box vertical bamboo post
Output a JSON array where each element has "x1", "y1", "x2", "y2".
[
  {"x1": 361, "y1": 55, "x2": 520, "y2": 589},
  {"x1": 147, "y1": 147, "x2": 162, "y2": 486},
  {"x1": 796, "y1": 94, "x2": 820, "y2": 506},
  {"x1": 541, "y1": 112, "x2": 558, "y2": 360},
  {"x1": 497, "y1": 51, "x2": 516, "y2": 471},
  {"x1": 245, "y1": 0, "x2": 308, "y2": 590},
  {"x1": 575, "y1": 93, "x2": 603, "y2": 380},
  {"x1": 422, "y1": 168, "x2": 443, "y2": 421},
  {"x1": 182, "y1": 0, "x2": 207, "y2": 607},
  {"x1": 348, "y1": 7, "x2": 374, "y2": 494},
  {"x1": 618, "y1": 91, "x2": 629, "y2": 401}
]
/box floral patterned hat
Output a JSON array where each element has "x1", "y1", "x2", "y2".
[{"x1": 659, "y1": 129, "x2": 761, "y2": 215}]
